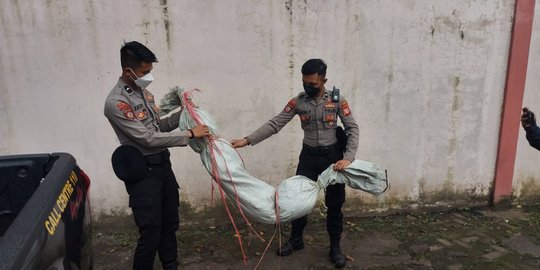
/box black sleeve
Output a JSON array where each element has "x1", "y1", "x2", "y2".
[{"x1": 525, "y1": 125, "x2": 540, "y2": 151}]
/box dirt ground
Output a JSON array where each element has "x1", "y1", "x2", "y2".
[{"x1": 92, "y1": 204, "x2": 540, "y2": 270}]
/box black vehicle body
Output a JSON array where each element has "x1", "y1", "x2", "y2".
[{"x1": 0, "y1": 153, "x2": 92, "y2": 270}]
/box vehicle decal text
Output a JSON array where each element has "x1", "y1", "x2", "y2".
[{"x1": 45, "y1": 171, "x2": 79, "y2": 235}]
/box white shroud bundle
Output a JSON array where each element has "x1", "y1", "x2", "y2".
[{"x1": 164, "y1": 88, "x2": 388, "y2": 224}]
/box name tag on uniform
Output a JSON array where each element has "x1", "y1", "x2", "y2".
[{"x1": 300, "y1": 114, "x2": 311, "y2": 122}]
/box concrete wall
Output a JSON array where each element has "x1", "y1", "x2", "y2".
[{"x1": 1, "y1": 0, "x2": 533, "y2": 216}]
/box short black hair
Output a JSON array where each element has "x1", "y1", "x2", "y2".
[
  {"x1": 120, "y1": 41, "x2": 158, "y2": 69},
  {"x1": 301, "y1": 58, "x2": 327, "y2": 76}
]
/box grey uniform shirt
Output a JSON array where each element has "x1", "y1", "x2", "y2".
[
  {"x1": 104, "y1": 78, "x2": 190, "y2": 155},
  {"x1": 246, "y1": 90, "x2": 359, "y2": 161}
]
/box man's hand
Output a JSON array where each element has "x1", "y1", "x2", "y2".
[
  {"x1": 190, "y1": 125, "x2": 210, "y2": 138},
  {"x1": 231, "y1": 138, "x2": 248, "y2": 148},
  {"x1": 333, "y1": 159, "x2": 351, "y2": 171},
  {"x1": 522, "y1": 107, "x2": 536, "y2": 128}
]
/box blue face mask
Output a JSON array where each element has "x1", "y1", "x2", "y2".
[{"x1": 303, "y1": 84, "x2": 320, "y2": 98}]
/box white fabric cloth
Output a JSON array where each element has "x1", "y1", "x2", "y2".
[{"x1": 169, "y1": 88, "x2": 388, "y2": 224}]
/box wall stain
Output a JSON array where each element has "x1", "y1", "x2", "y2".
[
  {"x1": 418, "y1": 177, "x2": 427, "y2": 202},
  {"x1": 160, "y1": 0, "x2": 171, "y2": 50},
  {"x1": 285, "y1": 0, "x2": 295, "y2": 91},
  {"x1": 285, "y1": 0, "x2": 293, "y2": 24},
  {"x1": 387, "y1": 73, "x2": 394, "y2": 83},
  {"x1": 92, "y1": 182, "x2": 540, "y2": 218},
  {"x1": 434, "y1": 15, "x2": 465, "y2": 42},
  {"x1": 385, "y1": 92, "x2": 391, "y2": 123},
  {"x1": 385, "y1": 71, "x2": 394, "y2": 123},
  {"x1": 385, "y1": 18, "x2": 395, "y2": 124},
  {"x1": 182, "y1": 191, "x2": 488, "y2": 219},
  {"x1": 84, "y1": 0, "x2": 99, "y2": 59},
  {"x1": 458, "y1": 21, "x2": 464, "y2": 40},
  {"x1": 517, "y1": 178, "x2": 540, "y2": 204},
  {"x1": 201, "y1": 185, "x2": 490, "y2": 216},
  {"x1": 12, "y1": 0, "x2": 23, "y2": 32},
  {"x1": 452, "y1": 76, "x2": 460, "y2": 111},
  {"x1": 142, "y1": 20, "x2": 150, "y2": 42},
  {"x1": 440, "y1": 178, "x2": 455, "y2": 201},
  {"x1": 445, "y1": 76, "x2": 460, "y2": 195},
  {"x1": 335, "y1": 186, "x2": 489, "y2": 215}
]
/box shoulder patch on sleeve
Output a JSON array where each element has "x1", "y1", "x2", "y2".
[
  {"x1": 340, "y1": 100, "x2": 351, "y2": 116},
  {"x1": 283, "y1": 99, "x2": 297, "y2": 113},
  {"x1": 116, "y1": 101, "x2": 135, "y2": 119}
]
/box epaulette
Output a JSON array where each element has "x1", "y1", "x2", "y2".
[
  {"x1": 297, "y1": 91, "x2": 309, "y2": 100},
  {"x1": 331, "y1": 86, "x2": 340, "y2": 103},
  {"x1": 123, "y1": 85, "x2": 133, "y2": 94}
]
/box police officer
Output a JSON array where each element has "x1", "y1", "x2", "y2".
[
  {"x1": 104, "y1": 41, "x2": 210, "y2": 270},
  {"x1": 231, "y1": 59, "x2": 359, "y2": 268},
  {"x1": 521, "y1": 107, "x2": 540, "y2": 150}
]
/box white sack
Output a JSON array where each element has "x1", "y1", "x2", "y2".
[{"x1": 168, "y1": 88, "x2": 388, "y2": 224}]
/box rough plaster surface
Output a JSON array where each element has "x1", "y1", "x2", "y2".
[{"x1": 0, "y1": 0, "x2": 533, "y2": 214}]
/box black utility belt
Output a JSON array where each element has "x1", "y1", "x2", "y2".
[
  {"x1": 302, "y1": 143, "x2": 339, "y2": 155},
  {"x1": 144, "y1": 149, "x2": 170, "y2": 166}
]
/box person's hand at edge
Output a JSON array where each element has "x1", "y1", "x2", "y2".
[
  {"x1": 522, "y1": 107, "x2": 536, "y2": 128},
  {"x1": 333, "y1": 159, "x2": 351, "y2": 171},
  {"x1": 231, "y1": 138, "x2": 249, "y2": 148},
  {"x1": 190, "y1": 125, "x2": 210, "y2": 138}
]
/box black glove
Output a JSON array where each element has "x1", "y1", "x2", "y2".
[{"x1": 522, "y1": 107, "x2": 536, "y2": 128}]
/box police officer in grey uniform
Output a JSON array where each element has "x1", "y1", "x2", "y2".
[
  {"x1": 231, "y1": 59, "x2": 359, "y2": 268},
  {"x1": 104, "y1": 41, "x2": 210, "y2": 270}
]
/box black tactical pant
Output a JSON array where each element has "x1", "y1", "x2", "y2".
[
  {"x1": 294, "y1": 144, "x2": 346, "y2": 236},
  {"x1": 125, "y1": 159, "x2": 179, "y2": 270}
]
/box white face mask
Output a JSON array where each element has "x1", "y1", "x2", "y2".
[{"x1": 128, "y1": 68, "x2": 154, "y2": 89}]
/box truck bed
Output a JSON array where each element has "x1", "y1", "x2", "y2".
[{"x1": 0, "y1": 153, "x2": 92, "y2": 270}]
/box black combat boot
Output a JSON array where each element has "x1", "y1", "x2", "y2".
[
  {"x1": 277, "y1": 216, "x2": 307, "y2": 256},
  {"x1": 277, "y1": 235, "x2": 304, "y2": 256},
  {"x1": 329, "y1": 234, "x2": 346, "y2": 268}
]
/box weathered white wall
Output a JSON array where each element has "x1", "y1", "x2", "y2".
[
  {"x1": 514, "y1": 1, "x2": 540, "y2": 203},
  {"x1": 0, "y1": 0, "x2": 527, "y2": 215}
]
